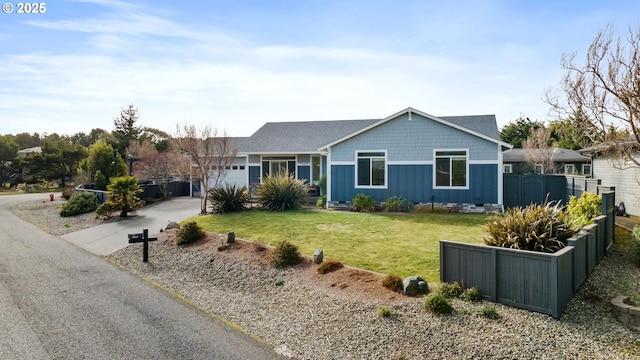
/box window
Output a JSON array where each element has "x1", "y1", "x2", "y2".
[
  {"x1": 435, "y1": 150, "x2": 467, "y2": 188},
  {"x1": 356, "y1": 151, "x2": 386, "y2": 187},
  {"x1": 582, "y1": 164, "x2": 591, "y2": 177},
  {"x1": 503, "y1": 164, "x2": 512, "y2": 173},
  {"x1": 534, "y1": 164, "x2": 543, "y2": 174},
  {"x1": 311, "y1": 156, "x2": 321, "y2": 184},
  {"x1": 565, "y1": 164, "x2": 575, "y2": 175},
  {"x1": 262, "y1": 156, "x2": 296, "y2": 179}
]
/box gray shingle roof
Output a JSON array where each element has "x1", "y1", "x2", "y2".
[
  {"x1": 503, "y1": 148, "x2": 591, "y2": 163},
  {"x1": 238, "y1": 119, "x2": 379, "y2": 153},
  {"x1": 439, "y1": 115, "x2": 500, "y2": 140}
]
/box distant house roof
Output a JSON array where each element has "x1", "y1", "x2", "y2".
[
  {"x1": 236, "y1": 107, "x2": 507, "y2": 154},
  {"x1": 17, "y1": 146, "x2": 42, "y2": 157},
  {"x1": 503, "y1": 148, "x2": 591, "y2": 163}
]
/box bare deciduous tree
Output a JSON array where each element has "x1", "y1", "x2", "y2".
[
  {"x1": 524, "y1": 127, "x2": 557, "y2": 174},
  {"x1": 545, "y1": 24, "x2": 640, "y2": 168},
  {"x1": 172, "y1": 123, "x2": 237, "y2": 214}
]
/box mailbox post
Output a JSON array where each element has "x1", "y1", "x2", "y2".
[{"x1": 128, "y1": 228, "x2": 157, "y2": 262}]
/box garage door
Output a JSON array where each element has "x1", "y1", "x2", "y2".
[{"x1": 219, "y1": 165, "x2": 248, "y2": 188}]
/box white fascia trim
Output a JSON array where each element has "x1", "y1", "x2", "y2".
[
  {"x1": 388, "y1": 160, "x2": 433, "y2": 165},
  {"x1": 330, "y1": 161, "x2": 355, "y2": 166},
  {"x1": 497, "y1": 144, "x2": 504, "y2": 207},
  {"x1": 468, "y1": 159, "x2": 501, "y2": 165}
]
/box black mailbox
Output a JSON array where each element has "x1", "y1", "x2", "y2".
[{"x1": 128, "y1": 233, "x2": 144, "y2": 242}]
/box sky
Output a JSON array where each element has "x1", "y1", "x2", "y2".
[{"x1": 1, "y1": 0, "x2": 639, "y2": 138}]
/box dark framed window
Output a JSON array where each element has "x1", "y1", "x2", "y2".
[
  {"x1": 434, "y1": 150, "x2": 467, "y2": 188},
  {"x1": 262, "y1": 156, "x2": 296, "y2": 180},
  {"x1": 356, "y1": 151, "x2": 386, "y2": 187}
]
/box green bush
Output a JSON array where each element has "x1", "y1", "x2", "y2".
[
  {"x1": 60, "y1": 191, "x2": 98, "y2": 217},
  {"x1": 317, "y1": 260, "x2": 343, "y2": 274},
  {"x1": 381, "y1": 275, "x2": 404, "y2": 293},
  {"x1": 316, "y1": 195, "x2": 327, "y2": 209},
  {"x1": 318, "y1": 174, "x2": 327, "y2": 196},
  {"x1": 423, "y1": 292, "x2": 453, "y2": 314},
  {"x1": 631, "y1": 226, "x2": 640, "y2": 267},
  {"x1": 460, "y1": 287, "x2": 481, "y2": 302},
  {"x1": 382, "y1": 196, "x2": 414, "y2": 212},
  {"x1": 440, "y1": 282, "x2": 464, "y2": 298},
  {"x1": 208, "y1": 184, "x2": 249, "y2": 214},
  {"x1": 177, "y1": 221, "x2": 205, "y2": 245},
  {"x1": 378, "y1": 305, "x2": 392, "y2": 318},
  {"x1": 484, "y1": 201, "x2": 576, "y2": 253},
  {"x1": 567, "y1": 192, "x2": 602, "y2": 227},
  {"x1": 257, "y1": 173, "x2": 309, "y2": 211},
  {"x1": 350, "y1": 193, "x2": 376, "y2": 212},
  {"x1": 270, "y1": 240, "x2": 302, "y2": 268},
  {"x1": 476, "y1": 305, "x2": 500, "y2": 319}
]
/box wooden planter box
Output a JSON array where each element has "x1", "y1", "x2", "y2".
[{"x1": 440, "y1": 241, "x2": 574, "y2": 318}]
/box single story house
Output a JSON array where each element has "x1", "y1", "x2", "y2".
[
  {"x1": 579, "y1": 142, "x2": 639, "y2": 216},
  {"x1": 214, "y1": 107, "x2": 512, "y2": 211},
  {"x1": 503, "y1": 148, "x2": 591, "y2": 176}
]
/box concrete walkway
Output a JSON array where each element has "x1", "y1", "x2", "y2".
[
  {"x1": 616, "y1": 215, "x2": 640, "y2": 231},
  {"x1": 62, "y1": 196, "x2": 202, "y2": 256}
]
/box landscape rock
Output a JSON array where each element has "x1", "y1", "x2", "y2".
[
  {"x1": 165, "y1": 221, "x2": 180, "y2": 230},
  {"x1": 227, "y1": 232, "x2": 235, "y2": 243},
  {"x1": 403, "y1": 275, "x2": 428, "y2": 295}
]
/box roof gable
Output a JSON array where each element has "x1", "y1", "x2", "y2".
[{"x1": 320, "y1": 107, "x2": 510, "y2": 150}]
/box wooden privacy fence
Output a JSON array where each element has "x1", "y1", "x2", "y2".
[{"x1": 440, "y1": 193, "x2": 615, "y2": 319}]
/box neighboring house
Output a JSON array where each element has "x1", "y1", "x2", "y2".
[
  {"x1": 580, "y1": 144, "x2": 640, "y2": 216},
  {"x1": 16, "y1": 146, "x2": 42, "y2": 180},
  {"x1": 213, "y1": 107, "x2": 512, "y2": 211},
  {"x1": 502, "y1": 148, "x2": 591, "y2": 176}
]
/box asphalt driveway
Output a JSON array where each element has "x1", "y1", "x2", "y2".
[{"x1": 62, "y1": 196, "x2": 201, "y2": 255}]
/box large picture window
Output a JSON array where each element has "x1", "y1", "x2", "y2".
[
  {"x1": 262, "y1": 156, "x2": 295, "y2": 180},
  {"x1": 356, "y1": 151, "x2": 386, "y2": 187},
  {"x1": 435, "y1": 150, "x2": 468, "y2": 188}
]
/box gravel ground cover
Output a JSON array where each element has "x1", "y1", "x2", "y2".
[{"x1": 11, "y1": 198, "x2": 640, "y2": 359}]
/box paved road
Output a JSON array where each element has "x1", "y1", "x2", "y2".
[{"x1": 0, "y1": 194, "x2": 286, "y2": 359}]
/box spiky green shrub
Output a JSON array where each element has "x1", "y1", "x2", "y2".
[
  {"x1": 257, "y1": 173, "x2": 309, "y2": 211},
  {"x1": 316, "y1": 195, "x2": 327, "y2": 209},
  {"x1": 567, "y1": 192, "x2": 602, "y2": 227},
  {"x1": 270, "y1": 240, "x2": 302, "y2": 268},
  {"x1": 381, "y1": 275, "x2": 404, "y2": 293},
  {"x1": 423, "y1": 292, "x2": 453, "y2": 314},
  {"x1": 317, "y1": 260, "x2": 343, "y2": 274},
  {"x1": 177, "y1": 221, "x2": 205, "y2": 245},
  {"x1": 382, "y1": 196, "x2": 414, "y2": 212},
  {"x1": 484, "y1": 201, "x2": 576, "y2": 253},
  {"x1": 631, "y1": 226, "x2": 640, "y2": 267},
  {"x1": 60, "y1": 191, "x2": 98, "y2": 217},
  {"x1": 208, "y1": 184, "x2": 249, "y2": 214},
  {"x1": 351, "y1": 193, "x2": 376, "y2": 212},
  {"x1": 461, "y1": 287, "x2": 481, "y2": 302},
  {"x1": 440, "y1": 282, "x2": 464, "y2": 298}
]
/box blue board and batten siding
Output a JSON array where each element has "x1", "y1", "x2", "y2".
[
  {"x1": 328, "y1": 112, "x2": 502, "y2": 205},
  {"x1": 331, "y1": 164, "x2": 498, "y2": 204}
]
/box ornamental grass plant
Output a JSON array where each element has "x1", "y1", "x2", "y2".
[{"x1": 484, "y1": 201, "x2": 576, "y2": 253}]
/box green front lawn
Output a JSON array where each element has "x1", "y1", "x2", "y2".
[{"x1": 189, "y1": 210, "x2": 489, "y2": 283}]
